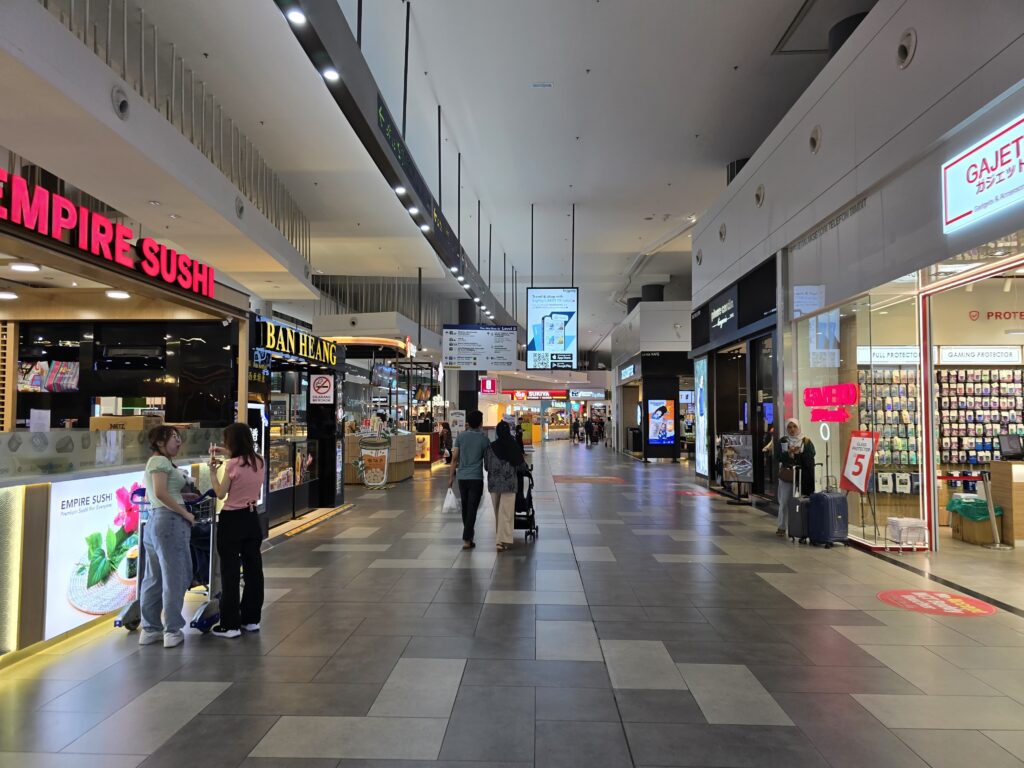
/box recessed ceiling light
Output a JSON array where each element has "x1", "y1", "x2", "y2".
[
  {"x1": 394, "y1": 186, "x2": 406, "y2": 195},
  {"x1": 322, "y1": 67, "x2": 340, "y2": 82},
  {"x1": 286, "y1": 8, "x2": 306, "y2": 25},
  {"x1": 148, "y1": 200, "x2": 161, "y2": 207},
  {"x1": 473, "y1": 297, "x2": 481, "y2": 303},
  {"x1": 105, "y1": 290, "x2": 131, "y2": 300},
  {"x1": 480, "y1": 305, "x2": 487, "y2": 311},
  {"x1": 450, "y1": 265, "x2": 458, "y2": 273},
  {"x1": 169, "y1": 213, "x2": 180, "y2": 219},
  {"x1": 71, "y1": 282, "x2": 78, "y2": 287},
  {"x1": 0, "y1": 291, "x2": 17, "y2": 300},
  {"x1": 420, "y1": 224, "x2": 430, "y2": 232},
  {"x1": 457, "y1": 276, "x2": 465, "y2": 283},
  {"x1": 408, "y1": 206, "x2": 419, "y2": 215},
  {"x1": 464, "y1": 284, "x2": 472, "y2": 291},
  {"x1": 10, "y1": 263, "x2": 40, "y2": 272}
]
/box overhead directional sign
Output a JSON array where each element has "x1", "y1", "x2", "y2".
[{"x1": 442, "y1": 324, "x2": 518, "y2": 370}]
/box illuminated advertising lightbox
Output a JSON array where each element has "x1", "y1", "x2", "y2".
[
  {"x1": 648, "y1": 400, "x2": 675, "y2": 445},
  {"x1": 526, "y1": 287, "x2": 578, "y2": 370},
  {"x1": 695, "y1": 356, "x2": 708, "y2": 476}
]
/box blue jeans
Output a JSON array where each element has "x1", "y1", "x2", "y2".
[{"x1": 140, "y1": 507, "x2": 192, "y2": 634}]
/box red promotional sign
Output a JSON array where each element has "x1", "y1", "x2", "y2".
[
  {"x1": 479, "y1": 377, "x2": 498, "y2": 395},
  {"x1": 0, "y1": 170, "x2": 216, "y2": 298},
  {"x1": 501, "y1": 389, "x2": 567, "y2": 400},
  {"x1": 803, "y1": 383, "x2": 859, "y2": 423},
  {"x1": 877, "y1": 590, "x2": 996, "y2": 617},
  {"x1": 840, "y1": 430, "x2": 879, "y2": 493}
]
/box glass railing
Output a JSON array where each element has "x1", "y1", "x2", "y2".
[{"x1": 0, "y1": 427, "x2": 223, "y2": 485}]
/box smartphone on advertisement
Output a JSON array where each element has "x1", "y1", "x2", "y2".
[{"x1": 551, "y1": 314, "x2": 568, "y2": 350}]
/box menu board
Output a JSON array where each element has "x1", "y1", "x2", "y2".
[
  {"x1": 442, "y1": 324, "x2": 518, "y2": 370},
  {"x1": 526, "y1": 288, "x2": 578, "y2": 370}
]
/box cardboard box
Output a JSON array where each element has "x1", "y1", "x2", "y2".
[
  {"x1": 90, "y1": 415, "x2": 163, "y2": 432},
  {"x1": 951, "y1": 512, "x2": 1005, "y2": 545}
]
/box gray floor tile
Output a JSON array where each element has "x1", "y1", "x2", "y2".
[
  {"x1": 536, "y1": 620, "x2": 602, "y2": 661},
  {"x1": 748, "y1": 664, "x2": 923, "y2": 694},
  {"x1": 535, "y1": 604, "x2": 593, "y2": 621},
  {"x1": 894, "y1": 728, "x2": 1024, "y2": 768},
  {"x1": 614, "y1": 689, "x2": 706, "y2": 723},
  {"x1": 624, "y1": 722, "x2": 829, "y2": 767},
  {"x1": 775, "y1": 692, "x2": 930, "y2": 768},
  {"x1": 535, "y1": 721, "x2": 632, "y2": 768},
  {"x1": 404, "y1": 635, "x2": 535, "y2": 660},
  {"x1": 985, "y1": 732, "x2": 1024, "y2": 761},
  {"x1": 535, "y1": 569, "x2": 585, "y2": 591},
  {"x1": 251, "y1": 716, "x2": 448, "y2": 760},
  {"x1": 0, "y1": 708, "x2": 110, "y2": 753},
  {"x1": 313, "y1": 636, "x2": 410, "y2": 683},
  {"x1": 136, "y1": 713, "x2": 277, "y2": 768},
  {"x1": 601, "y1": 640, "x2": 686, "y2": 689},
  {"x1": 0, "y1": 755, "x2": 146, "y2": 768},
  {"x1": 439, "y1": 685, "x2": 534, "y2": 762},
  {"x1": 536, "y1": 686, "x2": 621, "y2": 722},
  {"x1": 595, "y1": 620, "x2": 721, "y2": 643},
  {"x1": 664, "y1": 639, "x2": 812, "y2": 666},
  {"x1": 930, "y1": 645, "x2": 1024, "y2": 670},
  {"x1": 367, "y1": 657, "x2": 465, "y2": 717},
  {"x1": 861, "y1": 645, "x2": 1001, "y2": 695},
  {"x1": 853, "y1": 693, "x2": 1024, "y2": 729},
  {"x1": 677, "y1": 663, "x2": 791, "y2": 726},
  {"x1": 461, "y1": 659, "x2": 610, "y2": 688},
  {"x1": 0, "y1": 677, "x2": 82, "y2": 713},
  {"x1": 168, "y1": 655, "x2": 330, "y2": 684},
  {"x1": 203, "y1": 681, "x2": 383, "y2": 716},
  {"x1": 475, "y1": 604, "x2": 537, "y2": 638}
]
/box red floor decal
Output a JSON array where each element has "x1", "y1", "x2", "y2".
[{"x1": 876, "y1": 589, "x2": 997, "y2": 617}]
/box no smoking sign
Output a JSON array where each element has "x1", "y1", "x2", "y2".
[{"x1": 310, "y1": 374, "x2": 334, "y2": 404}]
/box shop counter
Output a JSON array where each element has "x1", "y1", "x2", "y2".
[
  {"x1": 0, "y1": 435, "x2": 220, "y2": 659},
  {"x1": 343, "y1": 431, "x2": 415, "y2": 485},
  {"x1": 414, "y1": 432, "x2": 442, "y2": 464}
]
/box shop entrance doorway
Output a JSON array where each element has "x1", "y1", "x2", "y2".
[{"x1": 752, "y1": 334, "x2": 777, "y2": 499}]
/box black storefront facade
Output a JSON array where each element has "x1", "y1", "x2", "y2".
[
  {"x1": 690, "y1": 256, "x2": 779, "y2": 499},
  {"x1": 616, "y1": 350, "x2": 693, "y2": 462},
  {"x1": 250, "y1": 318, "x2": 345, "y2": 527}
]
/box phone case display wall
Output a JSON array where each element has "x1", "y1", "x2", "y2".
[
  {"x1": 857, "y1": 366, "x2": 921, "y2": 498},
  {"x1": 935, "y1": 368, "x2": 1024, "y2": 466}
]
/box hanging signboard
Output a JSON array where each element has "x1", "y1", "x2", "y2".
[
  {"x1": 938, "y1": 346, "x2": 1022, "y2": 365},
  {"x1": 442, "y1": 324, "x2": 517, "y2": 370},
  {"x1": 841, "y1": 430, "x2": 879, "y2": 493},
  {"x1": 526, "y1": 287, "x2": 578, "y2": 370}
]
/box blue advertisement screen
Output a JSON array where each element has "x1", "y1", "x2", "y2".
[{"x1": 695, "y1": 357, "x2": 708, "y2": 476}]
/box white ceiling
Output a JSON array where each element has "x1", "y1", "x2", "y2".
[{"x1": 138, "y1": 0, "x2": 867, "y2": 348}]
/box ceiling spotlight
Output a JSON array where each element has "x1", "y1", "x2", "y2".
[
  {"x1": 148, "y1": 200, "x2": 161, "y2": 207},
  {"x1": 450, "y1": 265, "x2": 459, "y2": 273},
  {"x1": 322, "y1": 67, "x2": 340, "y2": 82},
  {"x1": 0, "y1": 291, "x2": 17, "y2": 300},
  {"x1": 286, "y1": 8, "x2": 307, "y2": 25},
  {"x1": 169, "y1": 213, "x2": 180, "y2": 220},
  {"x1": 408, "y1": 206, "x2": 419, "y2": 215},
  {"x1": 464, "y1": 284, "x2": 472, "y2": 291},
  {"x1": 394, "y1": 186, "x2": 406, "y2": 195},
  {"x1": 420, "y1": 224, "x2": 430, "y2": 232},
  {"x1": 473, "y1": 297, "x2": 481, "y2": 303},
  {"x1": 457, "y1": 275, "x2": 465, "y2": 283},
  {"x1": 480, "y1": 305, "x2": 487, "y2": 311},
  {"x1": 105, "y1": 290, "x2": 131, "y2": 300},
  {"x1": 10, "y1": 263, "x2": 40, "y2": 272},
  {"x1": 71, "y1": 282, "x2": 78, "y2": 287}
]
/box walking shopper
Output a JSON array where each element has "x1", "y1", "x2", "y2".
[
  {"x1": 440, "y1": 421, "x2": 454, "y2": 464},
  {"x1": 583, "y1": 418, "x2": 595, "y2": 446},
  {"x1": 485, "y1": 420, "x2": 524, "y2": 552},
  {"x1": 449, "y1": 409, "x2": 490, "y2": 549},
  {"x1": 775, "y1": 418, "x2": 816, "y2": 536},
  {"x1": 139, "y1": 425, "x2": 195, "y2": 649},
  {"x1": 208, "y1": 423, "x2": 266, "y2": 638},
  {"x1": 571, "y1": 417, "x2": 581, "y2": 444}
]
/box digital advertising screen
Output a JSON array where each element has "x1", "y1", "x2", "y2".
[
  {"x1": 695, "y1": 356, "x2": 709, "y2": 476},
  {"x1": 526, "y1": 287, "x2": 578, "y2": 370},
  {"x1": 647, "y1": 400, "x2": 676, "y2": 445}
]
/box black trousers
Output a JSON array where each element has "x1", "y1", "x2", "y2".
[
  {"x1": 216, "y1": 508, "x2": 264, "y2": 629},
  {"x1": 458, "y1": 478, "x2": 484, "y2": 542}
]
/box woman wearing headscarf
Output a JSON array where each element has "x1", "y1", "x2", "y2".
[
  {"x1": 484, "y1": 420, "x2": 524, "y2": 552},
  {"x1": 775, "y1": 418, "x2": 816, "y2": 536}
]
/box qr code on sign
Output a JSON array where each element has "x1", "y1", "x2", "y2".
[{"x1": 531, "y1": 353, "x2": 550, "y2": 368}]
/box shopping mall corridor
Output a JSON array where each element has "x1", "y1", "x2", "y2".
[{"x1": 4, "y1": 443, "x2": 1024, "y2": 767}]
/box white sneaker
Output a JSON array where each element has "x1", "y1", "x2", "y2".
[
  {"x1": 241, "y1": 623, "x2": 260, "y2": 632},
  {"x1": 138, "y1": 630, "x2": 162, "y2": 646},
  {"x1": 163, "y1": 630, "x2": 184, "y2": 648},
  {"x1": 211, "y1": 625, "x2": 241, "y2": 639}
]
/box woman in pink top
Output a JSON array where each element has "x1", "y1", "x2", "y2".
[{"x1": 208, "y1": 422, "x2": 266, "y2": 639}]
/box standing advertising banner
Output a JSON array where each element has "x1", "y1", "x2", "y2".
[
  {"x1": 721, "y1": 433, "x2": 753, "y2": 484},
  {"x1": 647, "y1": 400, "x2": 676, "y2": 445},
  {"x1": 449, "y1": 410, "x2": 467, "y2": 437},
  {"x1": 526, "y1": 287, "x2": 578, "y2": 370},
  {"x1": 841, "y1": 430, "x2": 880, "y2": 493},
  {"x1": 695, "y1": 356, "x2": 709, "y2": 476}
]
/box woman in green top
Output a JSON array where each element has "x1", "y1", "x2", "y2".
[{"x1": 139, "y1": 425, "x2": 196, "y2": 648}]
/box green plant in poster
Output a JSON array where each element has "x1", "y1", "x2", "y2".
[{"x1": 77, "y1": 528, "x2": 138, "y2": 588}]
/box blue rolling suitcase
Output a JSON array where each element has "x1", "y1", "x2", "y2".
[{"x1": 808, "y1": 491, "x2": 849, "y2": 548}]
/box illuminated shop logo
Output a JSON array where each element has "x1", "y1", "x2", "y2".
[{"x1": 803, "y1": 383, "x2": 859, "y2": 423}]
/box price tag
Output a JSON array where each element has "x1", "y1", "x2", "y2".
[{"x1": 841, "y1": 430, "x2": 879, "y2": 493}]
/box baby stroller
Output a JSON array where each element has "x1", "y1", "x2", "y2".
[{"x1": 514, "y1": 465, "x2": 539, "y2": 540}]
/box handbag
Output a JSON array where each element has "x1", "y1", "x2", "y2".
[{"x1": 779, "y1": 464, "x2": 794, "y2": 483}]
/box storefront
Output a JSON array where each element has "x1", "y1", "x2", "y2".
[
  {"x1": 499, "y1": 389, "x2": 568, "y2": 441},
  {"x1": 251, "y1": 318, "x2": 345, "y2": 527},
  {"x1": 690, "y1": 258, "x2": 778, "y2": 498},
  {"x1": 615, "y1": 352, "x2": 692, "y2": 462},
  {"x1": 784, "y1": 87, "x2": 1024, "y2": 551},
  {"x1": 0, "y1": 164, "x2": 252, "y2": 659}
]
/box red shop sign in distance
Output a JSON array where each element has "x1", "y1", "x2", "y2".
[
  {"x1": 0, "y1": 170, "x2": 215, "y2": 298},
  {"x1": 503, "y1": 389, "x2": 568, "y2": 401},
  {"x1": 803, "y1": 383, "x2": 859, "y2": 423}
]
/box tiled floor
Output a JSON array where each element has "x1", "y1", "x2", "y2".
[{"x1": 4, "y1": 442, "x2": 1024, "y2": 767}]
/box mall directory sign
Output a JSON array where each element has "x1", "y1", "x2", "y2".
[
  {"x1": 442, "y1": 324, "x2": 518, "y2": 370},
  {"x1": 526, "y1": 288, "x2": 578, "y2": 370},
  {"x1": 695, "y1": 356, "x2": 709, "y2": 477}
]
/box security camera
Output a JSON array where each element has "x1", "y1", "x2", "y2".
[{"x1": 221, "y1": 318, "x2": 232, "y2": 327}]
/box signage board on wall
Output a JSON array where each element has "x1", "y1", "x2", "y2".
[
  {"x1": 45, "y1": 470, "x2": 149, "y2": 639},
  {"x1": 808, "y1": 309, "x2": 840, "y2": 368},
  {"x1": 257, "y1": 319, "x2": 339, "y2": 366},
  {"x1": 856, "y1": 346, "x2": 920, "y2": 365},
  {"x1": 442, "y1": 324, "x2": 518, "y2": 370},
  {"x1": 569, "y1": 389, "x2": 607, "y2": 400},
  {"x1": 647, "y1": 400, "x2": 676, "y2": 445},
  {"x1": 942, "y1": 112, "x2": 1024, "y2": 234},
  {"x1": 502, "y1": 389, "x2": 568, "y2": 401},
  {"x1": 938, "y1": 346, "x2": 1022, "y2": 365},
  {"x1": 479, "y1": 377, "x2": 498, "y2": 395},
  {"x1": 619, "y1": 364, "x2": 636, "y2": 381},
  {"x1": 526, "y1": 288, "x2": 579, "y2": 370},
  {"x1": 708, "y1": 285, "x2": 738, "y2": 343},
  {"x1": 0, "y1": 171, "x2": 216, "y2": 298},
  {"x1": 309, "y1": 373, "x2": 335, "y2": 404},
  {"x1": 792, "y1": 285, "x2": 825, "y2": 318},
  {"x1": 695, "y1": 356, "x2": 709, "y2": 476}
]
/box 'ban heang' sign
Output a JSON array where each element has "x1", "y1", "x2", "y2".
[
  {"x1": 942, "y1": 112, "x2": 1024, "y2": 234},
  {"x1": 0, "y1": 170, "x2": 215, "y2": 298},
  {"x1": 803, "y1": 383, "x2": 859, "y2": 423}
]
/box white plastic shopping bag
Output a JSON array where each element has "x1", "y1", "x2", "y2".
[{"x1": 442, "y1": 488, "x2": 462, "y2": 514}]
